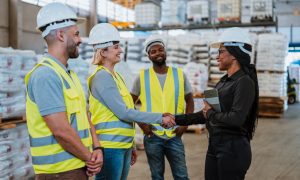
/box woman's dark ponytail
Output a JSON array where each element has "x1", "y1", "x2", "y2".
[{"x1": 225, "y1": 44, "x2": 259, "y2": 140}]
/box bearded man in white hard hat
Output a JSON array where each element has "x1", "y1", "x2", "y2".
[
  {"x1": 131, "y1": 35, "x2": 194, "y2": 180},
  {"x1": 25, "y1": 2, "x2": 103, "y2": 179}
]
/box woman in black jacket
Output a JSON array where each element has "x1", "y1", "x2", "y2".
[{"x1": 176, "y1": 27, "x2": 259, "y2": 180}]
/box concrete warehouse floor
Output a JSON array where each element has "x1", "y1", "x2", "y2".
[{"x1": 128, "y1": 103, "x2": 300, "y2": 180}]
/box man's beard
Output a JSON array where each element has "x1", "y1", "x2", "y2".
[
  {"x1": 67, "y1": 40, "x2": 79, "y2": 58},
  {"x1": 152, "y1": 57, "x2": 166, "y2": 67}
]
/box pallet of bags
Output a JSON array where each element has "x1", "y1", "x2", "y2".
[
  {"x1": 256, "y1": 33, "x2": 288, "y2": 72},
  {"x1": 127, "y1": 38, "x2": 144, "y2": 62},
  {"x1": 68, "y1": 57, "x2": 90, "y2": 98},
  {"x1": 183, "y1": 62, "x2": 208, "y2": 95},
  {"x1": 0, "y1": 48, "x2": 37, "y2": 119},
  {"x1": 0, "y1": 123, "x2": 34, "y2": 179}
]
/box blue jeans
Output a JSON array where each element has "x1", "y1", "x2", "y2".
[
  {"x1": 144, "y1": 135, "x2": 189, "y2": 180},
  {"x1": 95, "y1": 148, "x2": 132, "y2": 180}
]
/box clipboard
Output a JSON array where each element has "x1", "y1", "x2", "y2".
[{"x1": 204, "y1": 89, "x2": 221, "y2": 112}]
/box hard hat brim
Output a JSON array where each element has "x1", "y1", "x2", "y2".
[{"x1": 36, "y1": 17, "x2": 86, "y2": 32}]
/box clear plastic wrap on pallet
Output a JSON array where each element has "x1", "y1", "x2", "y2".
[
  {"x1": 257, "y1": 72, "x2": 287, "y2": 97},
  {"x1": 256, "y1": 33, "x2": 288, "y2": 72},
  {"x1": 217, "y1": 0, "x2": 241, "y2": 23},
  {"x1": 183, "y1": 62, "x2": 208, "y2": 94},
  {"x1": 187, "y1": 0, "x2": 210, "y2": 24},
  {"x1": 250, "y1": 0, "x2": 273, "y2": 22},
  {"x1": 161, "y1": 0, "x2": 187, "y2": 26},
  {"x1": 135, "y1": 1, "x2": 161, "y2": 27}
]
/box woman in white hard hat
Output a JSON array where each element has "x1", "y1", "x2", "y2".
[
  {"x1": 87, "y1": 23, "x2": 175, "y2": 180},
  {"x1": 175, "y1": 27, "x2": 259, "y2": 180}
]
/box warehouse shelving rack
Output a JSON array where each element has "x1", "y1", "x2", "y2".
[{"x1": 118, "y1": 17, "x2": 278, "y2": 32}]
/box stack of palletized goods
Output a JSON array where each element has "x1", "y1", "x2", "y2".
[
  {"x1": 68, "y1": 57, "x2": 90, "y2": 98},
  {"x1": 289, "y1": 65, "x2": 300, "y2": 102},
  {"x1": 126, "y1": 37, "x2": 150, "y2": 78},
  {"x1": 256, "y1": 33, "x2": 288, "y2": 72},
  {"x1": 191, "y1": 44, "x2": 210, "y2": 65},
  {"x1": 161, "y1": 0, "x2": 186, "y2": 26},
  {"x1": 176, "y1": 34, "x2": 209, "y2": 66},
  {"x1": 187, "y1": 0, "x2": 210, "y2": 24},
  {"x1": 217, "y1": 0, "x2": 241, "y2": 23},
  {"x1": 134, "y1": 1, "x2": 160, "y2": 27},
  {"x1": 0, "y1": 124, "x2": 34, "y2": 179},
  {"x1": 183, "y1": 62, "x2": 208, "y2": 96},
  {"x1": 249, "y1": 32, "x2": 258, "y2": 64},
  {"x1": 256, "y1": 33, "x2": 288, "y2": 117},
  {"x1": 127, "y1": 38, "x2": 144, "y2": 62},
  {"x1": 165, "y1": 36, "x2": 190, "y2": 66},
  {"x1": 250, "y1": 0, "x2": 274, "y2": 22},
  {"x1": 198, "y1": 31, "x2": 224, "y2": 87},
  {"x1": 115, "y1": 60, "x2": 135, "y2": 91},
  {"x1": 80, "y1": 38, "x2": 94, "y2": 61},
  {"x1": 0, "y1": 48, "x2": 37, "y2": 119}
]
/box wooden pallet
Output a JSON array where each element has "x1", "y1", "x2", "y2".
[
  {"x1": 258, "y1": 97, "x2": 285, "y2": 118},
  {"x1": 259, "y1": 112, "x2": 282, "y2": 118},
  {"x1": 0, "y1": 115, "x2": 26, "y2": 129}
]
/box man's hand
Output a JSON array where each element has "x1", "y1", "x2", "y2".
[
  {"x1": 203, "y1": 101, "x2": 212, "y2": 119},
  {"x1": 139, "y1": 123, "x2": 154, "y2": 137},
  {"x1": 173, "y1": 126, "x2": 188, "y2": 137},
  {"x1": 131, "y1": 148, "x2": 138, "y2": 166},
  {"x1": 161, "y1": 113, "x2": 176, "y2": 128},
  {"x1": 86, "y1": 149, "x2": 103, "y2": 176}
]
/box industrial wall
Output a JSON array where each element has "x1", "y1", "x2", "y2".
[
  {"x1": 0, "y1": 1, "x2": 90, "y2": 54},
  {"x1": 0, "y1": 0, "x2": 9, "y2": 47}
]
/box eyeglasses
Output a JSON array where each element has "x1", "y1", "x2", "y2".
[{"x1": 218, "y1": 49, "x2": 227, "y2": 55}]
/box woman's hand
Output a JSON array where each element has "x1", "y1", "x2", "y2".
[{"x1": 203, "y1": 101, "x2": 212, "y2": 119}]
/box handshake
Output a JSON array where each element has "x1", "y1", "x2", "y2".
[{"x1": 161, "y1": 113, "x2": 176, "y2": 128}]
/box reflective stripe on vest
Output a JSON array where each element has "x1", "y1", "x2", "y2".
[
  {"x1": 88, "y1": 66, "x2": 135, "y2": 149},
  {"x1": 140, "y1": 67, "x2": 185, "y2": 139},
  {"x1": 25, "y1": 57, "x2": 92, "y2": 174}
]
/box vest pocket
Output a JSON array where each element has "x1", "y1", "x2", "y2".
[{"x1": 64, "y1": 89, "x2": 80, "y2": 114}]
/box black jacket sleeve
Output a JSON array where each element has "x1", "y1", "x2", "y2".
[{"x1": 175, "y1": 111, "x2": 206, "y2": 126}]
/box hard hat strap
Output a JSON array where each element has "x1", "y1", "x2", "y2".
[
  {"x1": 223, "y1": 42, "x2": 251, "y2": 55},
  {"x1": 93, "y1": 42, "x2": 114, "y2": 50},
  {"x1": 41, "y1": 19, "x2": 76, "y2": 38}
]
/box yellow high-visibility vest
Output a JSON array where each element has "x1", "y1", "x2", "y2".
[
  {"x1": 88, "y1": 65, "x2": 135, "y2": 149},
  {"x1": 139, "y1": 67, "x2": 185, "y2": 139},
  {"x1": 25, "y1": 57, "x2": 92, "y2": 174}
]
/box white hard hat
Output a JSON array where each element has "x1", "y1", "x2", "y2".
[
  {"x1": 144, "y1": 35, "x2": 165, "y2": 54},
  {"x1": 211, "y1": 27, "x2": 252, "y2": 55},
  {"x1": 88, "y1": 23, "x2": 121, "y2": 50},
  {"x1": 36, "y1": 2, "x2": 85, "y2": 38}
]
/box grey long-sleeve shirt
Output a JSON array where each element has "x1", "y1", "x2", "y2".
[{"x1": 91, "y1": 70, "x2": 163, "y2": 124}]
